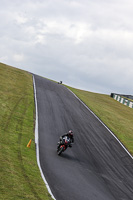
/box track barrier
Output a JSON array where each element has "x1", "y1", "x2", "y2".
[{"x1": 111, "y1": 93, "x2": 133, "y2": 108}]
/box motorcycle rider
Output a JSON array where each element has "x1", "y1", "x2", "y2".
[{"x1": 57, "y1": 130, "x2": 74, "y2": 150}]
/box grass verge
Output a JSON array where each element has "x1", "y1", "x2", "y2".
[
  {"x1": 0, "y1": 63, "x2": 52, "y2": 200},
  {"x1": 66, "y1": 86, "x2": 133, "y2": 156}
]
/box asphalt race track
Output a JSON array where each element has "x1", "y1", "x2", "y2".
[{"x1": 34, "y1": 75, "x2": 133, "y2": 200}]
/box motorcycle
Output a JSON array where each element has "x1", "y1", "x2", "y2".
[{"x1": 57, "y1": 136, "x2": 72, "y2": 156}]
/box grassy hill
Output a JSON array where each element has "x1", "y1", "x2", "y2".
[
  {"x1": 0, "y1": 62, "x2": 132, "y2": 199},
  {"x1": 66, "y1": 86, "x2": 133, "y2": 156},
  {"x1": 0, "y1": 63, "x2": 52, "y2": 200}
]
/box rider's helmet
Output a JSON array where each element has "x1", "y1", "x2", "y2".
[{"x1": 68, "y1": 130, "x2": 73, "y2": 137}]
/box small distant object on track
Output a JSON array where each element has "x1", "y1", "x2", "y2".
[{"x1": 58, "y1": 81, "x2": 62, "y2": 84}]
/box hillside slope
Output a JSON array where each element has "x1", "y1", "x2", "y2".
[
  {"x1": 66, "y1": 86, "x2": 133, "y2": 156},
  {"x1": 0, "y1": 63, "x2": 52, "y2": 200},
  {"x1": 0, "y1": 62, "x2": 132, "y2": 200}
]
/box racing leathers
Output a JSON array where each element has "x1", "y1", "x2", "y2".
[{"x1": 57, "y1": 133, "x2": 74, "y2": 150}]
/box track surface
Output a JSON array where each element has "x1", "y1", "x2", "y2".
[{"x1": 34, "y1": 75, "x2": 133, "y2": 200}]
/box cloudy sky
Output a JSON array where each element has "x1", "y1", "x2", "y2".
[{"x1": 0, "y1": 0, "x2": 133, "y2": 94}]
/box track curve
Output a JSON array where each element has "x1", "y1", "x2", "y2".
[{"x1": 34, "y1": 75, "x2": 133, "y2": 200}]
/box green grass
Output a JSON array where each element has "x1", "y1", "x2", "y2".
[
  {"x1": 0, "y1": 62, "x2": 133, "y2": 200},
  {"x1": 66, "y1": 86, "x2": 133, "y2": 156},
  {"x1": 0, "y1": 63, "x2": 52, "y2": 200}
]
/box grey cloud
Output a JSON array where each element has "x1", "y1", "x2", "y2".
[{"x1": 0, "y1": 0, "x2": 133, "y2": 94}]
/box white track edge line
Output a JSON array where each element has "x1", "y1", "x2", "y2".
[
  {"x1": 33, "y1": 75, "x2": 56, "y2": 200},
  {"x1": 67, "y1": 88, "x2": 133, "y2": 160}
]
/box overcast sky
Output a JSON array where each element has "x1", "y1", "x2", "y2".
[{"x1": 0, "y1": 0, "x2": 133, "y2": 94}]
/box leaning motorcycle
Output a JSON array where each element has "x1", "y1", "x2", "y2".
[{"x1": 57, "y1": 136, "x2": 71, "y2": 156}]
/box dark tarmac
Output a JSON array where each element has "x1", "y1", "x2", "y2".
[{"x1": 34, "y1": 75, "x2": 133, "y2": 200}]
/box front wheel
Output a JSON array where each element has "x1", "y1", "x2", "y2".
[{"x1": 57, "y1": 146, "x2": 64, "y2": 156}]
